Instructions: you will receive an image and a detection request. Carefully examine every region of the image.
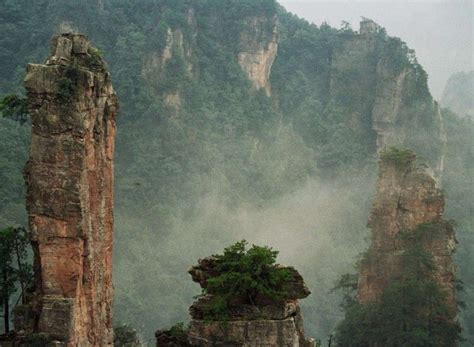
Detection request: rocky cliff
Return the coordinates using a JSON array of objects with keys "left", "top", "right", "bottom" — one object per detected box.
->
[
  {"left": 329, "top": 20, "right": 446, "bottom": 175},
  {"left": 14, "top": 33, "right": 118, "bottom": 345},
  {"left": 156, "top": 257, "right": 315, "bottom": 347},
  {"left": 141, "top": 5, "right": 278, "bottom": 112},
  {"left": 357, "top": 149, "right": 457, "bottom": 312},
  {"left": 238, "top": 15, "right": 278, "bottom": 96}
]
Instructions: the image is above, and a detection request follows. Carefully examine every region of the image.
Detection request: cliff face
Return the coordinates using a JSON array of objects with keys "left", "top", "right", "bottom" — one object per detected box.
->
[
  {"left": 141, "top": 6, "right": 278, "bottom": 112},
  {"left": 17, "top": 33, "right": 118, "bottom": 345},
  {"left": 329, "top": 20, "right": 446, "bottom": 175},
  {"left": 142, "top": 7, "right": 196, "bottom": 112},
  {"left": 357, "top": 150, "right": 457, "bottom": 312},
  {"left": 238, "top": 15, "right": 278, "bottom": 96}
]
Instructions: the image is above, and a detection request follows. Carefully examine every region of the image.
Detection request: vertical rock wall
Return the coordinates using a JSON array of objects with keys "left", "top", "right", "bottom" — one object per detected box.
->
[
  {"left": 238, "top": 16, "right": 278, "bottom": 97},
  {"left": 357, "top": 151, "right": 457, "bottom": 311},
  {"left": 20, "top": 33, "right": 118, "bottom": 345}
]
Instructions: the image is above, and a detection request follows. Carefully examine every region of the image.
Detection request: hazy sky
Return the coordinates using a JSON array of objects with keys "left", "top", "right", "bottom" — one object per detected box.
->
[{"left": 279, "top": 0, "right": 473, "bottom": 99}]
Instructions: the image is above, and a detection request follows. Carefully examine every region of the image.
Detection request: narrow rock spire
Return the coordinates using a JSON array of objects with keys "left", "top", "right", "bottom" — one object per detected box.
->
[
  {"left": 358, "top": 149, "right": 457, "bottom": 313},
  {"left": 17, "top": 33, "right": 118, "bottom": 345}
]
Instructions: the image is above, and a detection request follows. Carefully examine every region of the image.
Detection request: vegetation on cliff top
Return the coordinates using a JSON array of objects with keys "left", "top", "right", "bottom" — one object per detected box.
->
[
  {"left": 113, "top": 323, "right": 141, "bottom": 347},
  {"left": 380, "top": 147, "right": 416, "bottom": 166},
  {"left": 200, "top": 240, "right": 290, "bottom": 321}
]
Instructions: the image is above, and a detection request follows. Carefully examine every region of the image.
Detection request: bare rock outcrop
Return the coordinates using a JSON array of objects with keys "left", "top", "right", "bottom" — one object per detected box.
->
[
  {"left": 357, "top": 149, "right": 457, "bottom": 312},
  {"left": 14, "top": 33, "right": 118, "bottom": 346},
  {"left": 238, "top": 16, "right": 278, "bottom": 96}
]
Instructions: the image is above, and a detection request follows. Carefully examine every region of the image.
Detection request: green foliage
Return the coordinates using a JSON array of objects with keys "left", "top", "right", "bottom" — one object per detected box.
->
[
  {"left": 0, "top": 94, "right": 28, "bottom": 124},
  {"left": 168, "top": 322, "right": 188, "bottom": 343},
  {"left": 23, "top": 333, "right": 53, "bottom": 344},
  {"left": 380, "top": 147, "right": 416, "bottom": 166},
  {"left": 331, "top": 273, "right": 358, "bottom": 309},
  {"left": 113, "top": 323, "right": 141, "bottom": 346},
  {"left": 201, "top": 240, "right": 290, "bottom": 320},
  {"left": 0, "top": 226, "right": 32, "bottom": 333},
  {"left": 336, "top": 278, "right": 461, "bottom": 347},
  {"left": 335, "top": 221, "right": 462, "bottom": 346},
  {"left": 57, "top": 67, "right": 81, "bottom": 103}
]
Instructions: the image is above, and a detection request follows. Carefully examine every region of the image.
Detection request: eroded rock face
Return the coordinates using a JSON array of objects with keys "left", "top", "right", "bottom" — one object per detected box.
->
[
  {"left": 157, "top": 258, "right": 314, "bottom": 346},
  {"left": 330, "top": 20, "right": 446, "bottom": 177},
  {"left": 357, "top": 152, "right": 457, "bottom": 312},
  {"left": 188, "top": 314, "right": 314, "bottom": 347},
  {"left": 238, "top": 16, "right": 278, "bottom": 96},
  {"left": 142, "top": 7, "right": 196, "bottom": 112},
  {"left": 18, "top": 33, "right": 118, "bottom": 345}
]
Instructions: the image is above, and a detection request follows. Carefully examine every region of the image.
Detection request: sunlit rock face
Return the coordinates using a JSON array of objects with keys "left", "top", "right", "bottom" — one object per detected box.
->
[
  {"left": 156, "top": 257, "right": 315, "bottom": 347},
  {"left": 357, "top": 152, "right": 457, "bottom": 312},
  {"left": 18, "top": 33, "right": 118, "bottom": 345},
  {"left": 238, "top": 16, "right": 278, "bottom": 97}
]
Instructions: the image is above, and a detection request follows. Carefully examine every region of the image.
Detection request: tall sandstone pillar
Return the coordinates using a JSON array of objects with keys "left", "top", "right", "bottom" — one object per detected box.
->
[
  {"left": 357, "top": 150, "right": 457, "bottom": 312},
  {"left": 22, "top": 33, "right": 118, "bottom": 345}
]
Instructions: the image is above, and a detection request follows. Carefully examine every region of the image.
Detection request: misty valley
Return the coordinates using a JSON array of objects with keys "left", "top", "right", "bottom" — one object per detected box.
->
[{"left": 0, "top": 1, "right": 473, "bottom": 346}]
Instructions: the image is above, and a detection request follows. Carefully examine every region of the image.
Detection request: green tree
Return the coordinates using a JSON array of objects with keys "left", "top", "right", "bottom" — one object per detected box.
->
[
  {"left": 200, "top": 240, "right": 290, "bottom": 320},
  {"left": 113, "top": 323, "right": 141, "bottom": 347},
  {"left": 0, "top": 226, "right": 32, "bottom": 333},
  {"left": 0, "top": 94, "right": 28, "bottom": 124}
]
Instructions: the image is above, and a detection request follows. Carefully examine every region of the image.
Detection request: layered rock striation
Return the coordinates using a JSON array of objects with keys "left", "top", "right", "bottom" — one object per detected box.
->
[
  {"left": 15, "top": 33, "right": 118, "bottom": 345},
  {"left": 357, "top": 149, "right": 457, "bottom": 311},
  {"left": 156, "top": 257, "right": 315, "bottom": 347}
]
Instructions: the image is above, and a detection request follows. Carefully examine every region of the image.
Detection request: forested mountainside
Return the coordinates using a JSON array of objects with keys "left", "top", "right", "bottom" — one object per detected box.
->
[
  {"left": 0, "top": 0, "right": 472, "bottom": 343},
  {"left": 442, "top": 71, "right": 474, "bottom": 119}
]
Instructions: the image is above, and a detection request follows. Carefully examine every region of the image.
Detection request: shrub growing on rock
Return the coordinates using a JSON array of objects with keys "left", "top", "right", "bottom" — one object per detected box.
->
[
  {"left": 201, "top": 240, "right": 291, "bottom": 320},
  {"left": 380, "top": 146, "right": 416, "bottom": 166}
]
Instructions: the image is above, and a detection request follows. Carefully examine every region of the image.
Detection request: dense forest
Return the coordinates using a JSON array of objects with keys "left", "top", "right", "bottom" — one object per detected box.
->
[{"left": 0, "top": 0, "right": 472, "bottom": 344}]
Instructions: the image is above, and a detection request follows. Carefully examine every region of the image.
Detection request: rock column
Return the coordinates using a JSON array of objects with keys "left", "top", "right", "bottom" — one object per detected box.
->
[
  {"left": 20, "top": 33, "right": 118, "bottom": 346},
  {"left": 357, "top": 150, "right": 457, "bottom": 311}
]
